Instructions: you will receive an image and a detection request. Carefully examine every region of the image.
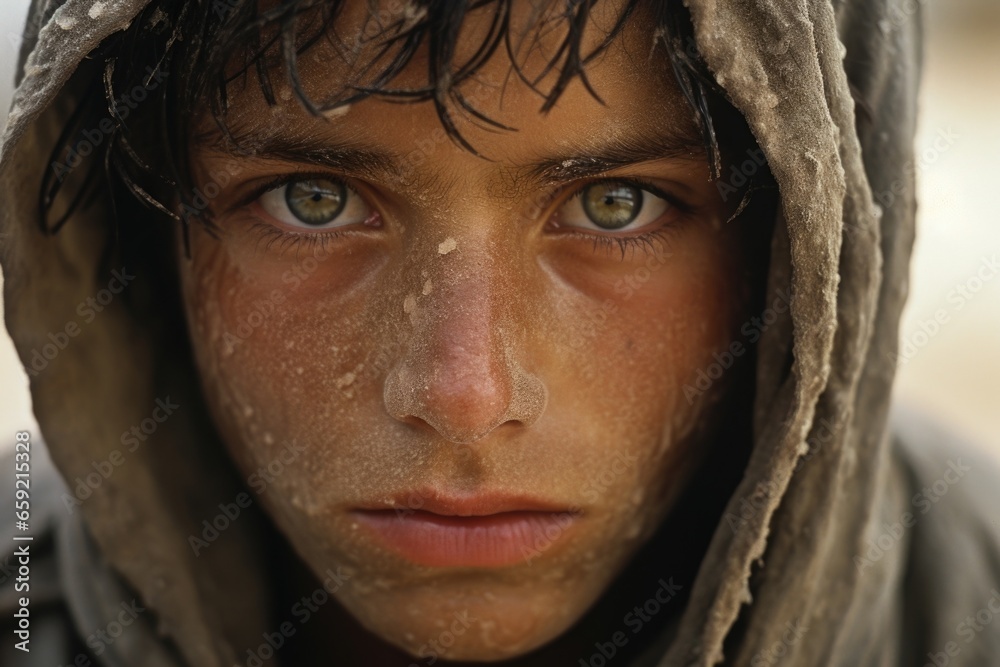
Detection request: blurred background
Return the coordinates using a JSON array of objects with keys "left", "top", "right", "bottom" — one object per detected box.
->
[{"left": 0, "top": 0, "right": 998, "bottom": 457}]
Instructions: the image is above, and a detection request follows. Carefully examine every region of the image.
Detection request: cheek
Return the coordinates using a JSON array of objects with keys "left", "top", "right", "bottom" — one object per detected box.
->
[
  {"left": 178, "top": 230, "right": 400, "bottom": 517},
  {"left": 538, "top": 227, "right": 745, "bottom": 539}
]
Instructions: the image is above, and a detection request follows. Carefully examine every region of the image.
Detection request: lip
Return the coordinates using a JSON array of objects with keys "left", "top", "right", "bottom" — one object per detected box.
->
[
  {"left": 350, "top": 490, "right": 581, "bottom": 567},
  {"left": 356, "top": 489, "right": 573, "bottom": 517}
]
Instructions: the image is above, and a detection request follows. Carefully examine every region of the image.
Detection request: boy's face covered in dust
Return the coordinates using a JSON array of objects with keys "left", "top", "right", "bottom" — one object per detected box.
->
[{"left": 179, "top": 0, "right": 749, "bottom": 661}]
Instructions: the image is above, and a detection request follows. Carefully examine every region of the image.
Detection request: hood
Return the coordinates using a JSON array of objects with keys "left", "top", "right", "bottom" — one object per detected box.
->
[{"left": 0, "top": 0, "right": 920, "bottom": 665}]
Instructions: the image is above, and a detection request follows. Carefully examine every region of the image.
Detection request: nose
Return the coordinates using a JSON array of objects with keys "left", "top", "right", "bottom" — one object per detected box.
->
[{"left": 383, "top": 247, "right": 547, "bottom": 445}]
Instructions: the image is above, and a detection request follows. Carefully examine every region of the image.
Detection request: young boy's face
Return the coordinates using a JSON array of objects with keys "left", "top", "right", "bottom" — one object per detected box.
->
[{"left": 179, "top": 1, "right": 749, "bottom": 660}]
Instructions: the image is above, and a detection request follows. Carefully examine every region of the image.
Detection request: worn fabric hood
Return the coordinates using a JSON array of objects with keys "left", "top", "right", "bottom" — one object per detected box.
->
[{"left": 4, "top": 0, "right": 999, "bottom": 666}]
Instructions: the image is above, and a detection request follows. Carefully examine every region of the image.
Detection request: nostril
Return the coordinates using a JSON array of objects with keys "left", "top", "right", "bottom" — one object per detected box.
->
[
  {"left": 384, "top": 360, "right": 516, "bottom": 444},
  {"left": 381, "top": 264, "right": 547, "bottom": 443},
  {"left": 384, "top": 356, "right": 547, "bottom": 445}
]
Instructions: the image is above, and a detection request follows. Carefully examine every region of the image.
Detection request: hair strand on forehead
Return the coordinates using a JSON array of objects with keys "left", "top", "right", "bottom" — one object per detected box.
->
[{"left": 39, "top": 0, "right": 766, "bottom": 243}]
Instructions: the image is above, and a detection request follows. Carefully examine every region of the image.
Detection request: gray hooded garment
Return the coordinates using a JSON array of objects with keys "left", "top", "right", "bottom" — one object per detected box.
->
[{"left": 2, "top": 0, "right": 1000, "bottom": 665}]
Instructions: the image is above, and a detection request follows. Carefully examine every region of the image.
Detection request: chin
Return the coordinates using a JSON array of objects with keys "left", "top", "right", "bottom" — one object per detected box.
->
[{"left": 339, "top": 579, "right": 590, "bottom": 662}]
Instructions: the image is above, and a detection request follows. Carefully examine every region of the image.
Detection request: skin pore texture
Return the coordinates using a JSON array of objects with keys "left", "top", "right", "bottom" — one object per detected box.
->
[{"left": 177, "top": 1, "right": 753, "bottom": 663}]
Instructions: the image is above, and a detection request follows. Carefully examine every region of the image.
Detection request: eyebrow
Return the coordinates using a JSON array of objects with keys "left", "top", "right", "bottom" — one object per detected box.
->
[
  {"left": 201, "top": 126, "right": 706, "bottom": 190},
  {"left": 203, "top": 132, "right": 398, "bottom": 179},
  {"left": 522, "top": 131, "right": 706, "bottom": 185}
]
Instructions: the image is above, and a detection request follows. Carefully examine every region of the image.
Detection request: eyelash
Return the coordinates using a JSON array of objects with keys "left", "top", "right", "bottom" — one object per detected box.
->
[
  {"left": 574, "top": 227, "right": 678, "bottom": 261},
  {"left": 247, "top": 221, "right": 348, "bottom": 256},
  {"left": 240, "top": 172, "right": 362, "bottom": 255},
  {"left": 237, "top": 174, "right": 689, "bottom": 260},
  {"left": 552, "top": 177, "right": 691, "bottom": 260}
]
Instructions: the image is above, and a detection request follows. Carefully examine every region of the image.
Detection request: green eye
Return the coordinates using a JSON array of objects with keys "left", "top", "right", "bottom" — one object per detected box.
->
[
  {"left": 258, "top": 177, "right": 373, "bottom": 231},
  {"left": 554, "top": 179, "right": 671, "bottom": 237},
  {"left": 285, "top": 179, "right": 347, "bottom": 225},
  {"left": 581, "top": 182, "right": 643, "bottom": 230}
]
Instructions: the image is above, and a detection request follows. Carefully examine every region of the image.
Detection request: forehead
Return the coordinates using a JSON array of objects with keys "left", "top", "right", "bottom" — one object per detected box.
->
[{"left": 202, "top": 0, "right": 700, "bottom": 166}]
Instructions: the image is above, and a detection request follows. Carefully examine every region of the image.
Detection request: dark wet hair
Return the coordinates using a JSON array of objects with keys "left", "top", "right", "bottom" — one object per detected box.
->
[{"left": 39, "top": 0, "right": 770, "bottom": 248}]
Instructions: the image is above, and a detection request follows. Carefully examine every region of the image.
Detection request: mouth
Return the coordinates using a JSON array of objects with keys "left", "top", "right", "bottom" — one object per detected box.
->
[{"left": 349, "top": 490, "right": 582, "bottom": 568}]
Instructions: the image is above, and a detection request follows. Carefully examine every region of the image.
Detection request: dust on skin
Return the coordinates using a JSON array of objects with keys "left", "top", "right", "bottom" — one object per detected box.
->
[{"left": 177, "top": 0, "right": 754, "bottom": 661}]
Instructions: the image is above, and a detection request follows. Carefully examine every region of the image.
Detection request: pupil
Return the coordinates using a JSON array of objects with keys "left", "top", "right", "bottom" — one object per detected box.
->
[
  {"left": 285, "top": 179, "right": 347, "bottom": 225},
  {"left": 582, "top": 182, "right": 643, "bottom": 230}
]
